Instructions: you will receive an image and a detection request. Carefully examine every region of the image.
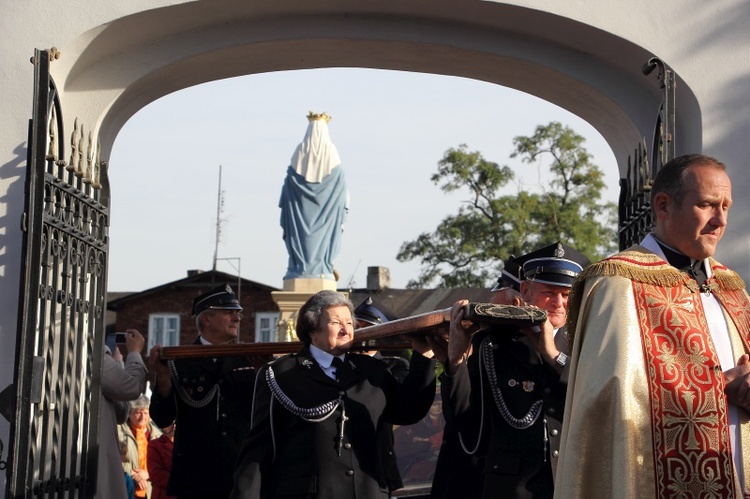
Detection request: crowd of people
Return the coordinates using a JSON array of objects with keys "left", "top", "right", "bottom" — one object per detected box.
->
[{"left": 98, "top": 154, "right": 750, "bottom": 498}]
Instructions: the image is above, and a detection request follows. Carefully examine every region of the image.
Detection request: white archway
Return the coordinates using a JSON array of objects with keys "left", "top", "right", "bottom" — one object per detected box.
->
[
  {"left": 54, "top": 2, "right": 700, "bottom": 163},
  {"left": 2, "top": 0, "right": 749, "bottom": 492}
]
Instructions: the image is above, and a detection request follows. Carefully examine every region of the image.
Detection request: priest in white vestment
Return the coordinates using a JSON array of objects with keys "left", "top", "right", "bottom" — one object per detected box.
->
[{"left": 556, "top": 154, "right": 750, "bottom": 498}]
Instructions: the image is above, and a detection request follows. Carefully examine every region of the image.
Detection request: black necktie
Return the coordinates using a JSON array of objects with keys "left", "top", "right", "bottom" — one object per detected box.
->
[{"left": 331, "top": 357, "right": 349, "bottom": 381}]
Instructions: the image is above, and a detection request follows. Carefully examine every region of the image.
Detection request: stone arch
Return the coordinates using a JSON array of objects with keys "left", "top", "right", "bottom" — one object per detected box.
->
[
  {"left": 52, "top": 1, "right": 701, "bottom": 168},
  {"left": 6, "top": 1, "right": 750, "bottom": 493}
]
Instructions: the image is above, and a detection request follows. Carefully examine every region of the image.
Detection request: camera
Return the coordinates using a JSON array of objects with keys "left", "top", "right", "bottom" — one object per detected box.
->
[{"left": 106, "top": 332, "right": 128, "bottom": 352}]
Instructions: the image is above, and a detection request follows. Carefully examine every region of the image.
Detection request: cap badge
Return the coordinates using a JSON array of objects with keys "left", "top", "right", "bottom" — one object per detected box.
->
[{"left": 554, "top": 242, "right": 565, "bottom": 258}]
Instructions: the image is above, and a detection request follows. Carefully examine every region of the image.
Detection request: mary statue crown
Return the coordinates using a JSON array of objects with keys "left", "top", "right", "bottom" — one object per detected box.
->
[{"left": 290, "top": 112, "right": 341, "bottom": 183}]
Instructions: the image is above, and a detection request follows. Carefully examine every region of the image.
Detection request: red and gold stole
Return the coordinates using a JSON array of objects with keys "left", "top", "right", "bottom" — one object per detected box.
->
[
  {"left": 569, "top": 249, "right": 750, "bottom": 497},
  {"left": 633, "top": 280, "right": 735, "bottom": 496}
]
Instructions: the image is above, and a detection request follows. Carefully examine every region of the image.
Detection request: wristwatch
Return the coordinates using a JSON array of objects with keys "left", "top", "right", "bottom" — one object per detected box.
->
[{"left": 555, "top": 352, "right": 568, "bottom": 368}]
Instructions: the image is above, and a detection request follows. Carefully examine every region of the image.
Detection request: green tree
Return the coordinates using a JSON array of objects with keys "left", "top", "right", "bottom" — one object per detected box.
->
[{"left": 397, "top": 122, "right": 617, "bottom": 288}]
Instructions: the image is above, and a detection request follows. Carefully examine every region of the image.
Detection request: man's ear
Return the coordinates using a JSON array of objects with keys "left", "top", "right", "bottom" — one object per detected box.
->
[
  {"left": 652, "top": 192, "right": 672, "bottom": 220},
  {"left": 199, "top": 312, "right": 211, "bottom": 328},
  {"left": 520, "top": 281, "right": 531, "bottom": 302}
]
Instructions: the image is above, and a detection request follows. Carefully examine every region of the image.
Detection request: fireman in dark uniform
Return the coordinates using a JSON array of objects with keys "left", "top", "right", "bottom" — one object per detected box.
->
[
  {"left": 149, "top": 285, "right": 256, "bottom": 499},
  {"left": 439, "top": 243, "right": 589, "bottom": 498},
  {"left": 230, "top": 290, "right": 437, "bottom": 498},
  {"left": 431, "top": 256, "right": 524, "bottom": 499}
]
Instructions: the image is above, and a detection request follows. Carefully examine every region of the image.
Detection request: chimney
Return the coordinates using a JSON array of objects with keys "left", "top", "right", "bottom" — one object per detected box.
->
[
  {"left": 187, "top": 269, "right": 204, "bottom": 277},
  {"left": 366, "top": 266, "right": 390, "bottom": 291}
]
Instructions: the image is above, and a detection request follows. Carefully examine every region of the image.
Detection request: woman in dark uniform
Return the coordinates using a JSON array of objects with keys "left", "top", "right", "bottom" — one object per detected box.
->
[{"left": 231, "top": 290, "right": 437, "bottom": 498}]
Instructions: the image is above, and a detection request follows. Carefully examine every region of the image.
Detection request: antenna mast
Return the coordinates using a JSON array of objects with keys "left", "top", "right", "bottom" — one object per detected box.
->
[
  {"left": 211, "top": 166, "right": 242, "bottom": 305},
  {"left": 346, "top": 259, "right": 362, "bottom": 290},
  {"left": 212, "top": 165, "right": 223, "bottom": 270}
]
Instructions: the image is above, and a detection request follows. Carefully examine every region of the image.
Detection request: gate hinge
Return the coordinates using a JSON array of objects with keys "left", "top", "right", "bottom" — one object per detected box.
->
[{"left": 20, "top": 212, "right": 27, "bottom": 232}]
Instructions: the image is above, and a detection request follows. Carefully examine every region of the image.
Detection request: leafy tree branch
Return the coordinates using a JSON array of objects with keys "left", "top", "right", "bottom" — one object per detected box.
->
[{"left": 397, "top": 122, "right": 617, "bottom": 288}]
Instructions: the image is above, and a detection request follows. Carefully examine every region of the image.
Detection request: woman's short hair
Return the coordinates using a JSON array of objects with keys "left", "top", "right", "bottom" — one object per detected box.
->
[
  {"left": 295, "top": 290, "right": 354, "bottom": 344},
  {"left": 128, "top": 394, "right": 150, "bottom": 414}
]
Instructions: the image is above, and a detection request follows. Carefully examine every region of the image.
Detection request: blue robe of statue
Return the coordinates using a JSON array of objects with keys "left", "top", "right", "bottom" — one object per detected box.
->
[{"left": 279, "top": 164, "right": 348, "bottom": 280}]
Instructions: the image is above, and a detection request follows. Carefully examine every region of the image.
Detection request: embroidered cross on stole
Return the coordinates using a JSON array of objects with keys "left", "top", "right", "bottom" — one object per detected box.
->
[{"left": 631, "top": 280, "right": 746, "bottom": 497}]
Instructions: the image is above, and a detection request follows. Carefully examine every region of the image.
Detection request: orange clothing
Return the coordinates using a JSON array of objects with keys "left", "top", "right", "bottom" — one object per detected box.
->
[{"left": 133, "top": 425, "right": 150, "bottom": 498}]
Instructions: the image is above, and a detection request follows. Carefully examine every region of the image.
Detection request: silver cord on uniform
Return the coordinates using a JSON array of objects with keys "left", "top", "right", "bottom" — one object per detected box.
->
[
  {"left": 265, "top": 366, "right": 343, "bottom": 421},
  {"left": 265, "top": 365, "right": 345, "bottom": 462},
  {"left": 168, "top": 360, "right": 221, "bottom": 420},
  {"left": 458, "top": 335, "right": 542, "bottom": 455},
  {"left": 458, "top": 347, "right": 486, "bottom": 456},
  {"left": 482, "top": 337, "right": 543, "bottom": 429}
]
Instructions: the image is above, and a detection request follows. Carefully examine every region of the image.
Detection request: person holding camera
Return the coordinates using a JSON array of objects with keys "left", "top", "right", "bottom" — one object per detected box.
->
[{"left": 99, "top": 330, "right": 147, "bottom": 499}]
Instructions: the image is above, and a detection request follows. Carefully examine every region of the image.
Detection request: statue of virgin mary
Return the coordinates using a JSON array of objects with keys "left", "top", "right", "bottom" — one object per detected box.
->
[{"left": 279, "top": 112, "right": 349, "bottom": 281}]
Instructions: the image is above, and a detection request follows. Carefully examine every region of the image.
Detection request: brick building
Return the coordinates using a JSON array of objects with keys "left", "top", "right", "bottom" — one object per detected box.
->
[
  {"left": 107, "top": 269, "right": 280, "bottom": 352},
  {"left": 107, "top": 265, "right": 493, "bottom": 352}
]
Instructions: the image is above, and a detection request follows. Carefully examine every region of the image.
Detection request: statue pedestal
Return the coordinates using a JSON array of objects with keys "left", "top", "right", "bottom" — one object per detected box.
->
[{"left": 272, "top": 278, "right": 346, "bottom": 342}]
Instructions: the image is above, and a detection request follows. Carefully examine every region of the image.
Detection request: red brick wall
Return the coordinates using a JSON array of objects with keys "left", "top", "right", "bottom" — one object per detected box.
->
[{"left": 113, "top": 283, "right": 279, "bottom": 355}]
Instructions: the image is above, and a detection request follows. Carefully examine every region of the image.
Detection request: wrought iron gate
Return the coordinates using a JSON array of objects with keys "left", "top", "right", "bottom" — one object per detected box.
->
[
  {"left": 617, "top": 57, "right": 676, "bottom": 249},
  {"left": 5, "top": 48, "right": 110, "bottom": 497}
]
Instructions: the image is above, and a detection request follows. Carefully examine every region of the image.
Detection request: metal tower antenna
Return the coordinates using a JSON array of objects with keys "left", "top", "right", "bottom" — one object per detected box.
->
[
  {"left": 346, "top": 259, "right": 362, "bottom": 291},
  {"left": 212, "top": 165, "right": 223, "bottom": 270},
  {"left": 211, "top": 166, "right": 242, "bottom": 305}
]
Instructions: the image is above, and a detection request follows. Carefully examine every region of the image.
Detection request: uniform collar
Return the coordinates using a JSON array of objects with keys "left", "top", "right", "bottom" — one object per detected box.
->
[
  {"left": 642, "top": 233, "right": 713, "bottom": 279},
  {"left": 309, "top": 344, "right": 345, "bottom": 368}
]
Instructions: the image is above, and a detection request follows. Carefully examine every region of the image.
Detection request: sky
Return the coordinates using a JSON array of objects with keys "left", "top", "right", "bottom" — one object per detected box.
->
[{"left": 107, "top": 68, "right": 618, "bottom": 292}]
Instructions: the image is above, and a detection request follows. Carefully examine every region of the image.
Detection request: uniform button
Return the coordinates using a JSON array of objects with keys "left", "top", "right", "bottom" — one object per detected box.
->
[
  {"left": 552, "top": 450, "right": 559, "bottom": 458},
  {"left": 197, "top": 386, "right": 204, "bottom": 392},
  {"left": 550, "top": 429, "right": 558, "bottom": 436},
  {"left": 343, "top": 443, "right": 351, "bottom": 450},
  {"left": 221, "top": 413, "right": 227, "bottom": 418},
  {"left": 547, "top": 407, "right": 555, "bottom": 415},
  {"left": 493, "top": 464, "right": 498, "bottom": 470},
  {"left": 345, "top": 470, "right": 354, "bottom": 477},
  {"left": 221, "top": 431, "right": 227, "bottom": 436},
  {"left": 199, "top": 376, "right": 205, "bottom": 382},
  {"left": 543, "top": 388, "right": 551, "bottom": 394}
]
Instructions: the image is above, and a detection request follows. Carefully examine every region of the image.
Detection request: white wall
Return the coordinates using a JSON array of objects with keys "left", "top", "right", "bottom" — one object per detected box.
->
[{"left": 1, "top": 0, "right": 749, "bottom": 492}]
